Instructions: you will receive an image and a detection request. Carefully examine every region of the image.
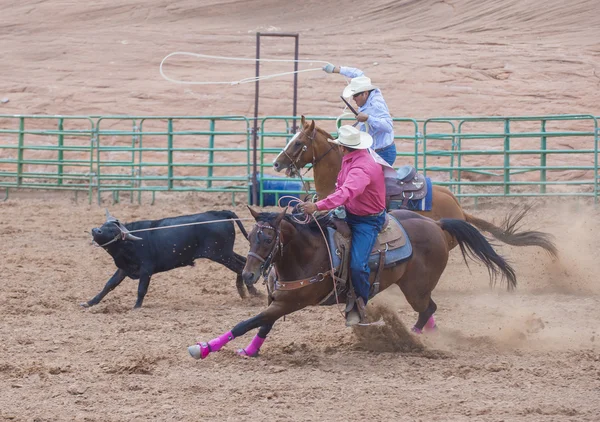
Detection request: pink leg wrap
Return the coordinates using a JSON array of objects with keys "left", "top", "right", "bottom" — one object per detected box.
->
[
  {"left": 240, "top": 335, "right": 265, "bottom": 357},
  {"left": 208, "top": 331, "right": 234, "bottom": 352},
  {"left": 425, "top": 315, "right": 436, "bottom": 331}
]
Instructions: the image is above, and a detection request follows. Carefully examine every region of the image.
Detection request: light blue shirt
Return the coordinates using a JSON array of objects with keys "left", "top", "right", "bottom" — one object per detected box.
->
[{"left": 340, "top": 67, "right": 395, "bottom": 151}]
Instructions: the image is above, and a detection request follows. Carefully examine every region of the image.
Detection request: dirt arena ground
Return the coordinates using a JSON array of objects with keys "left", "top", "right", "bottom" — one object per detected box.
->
[
  {"left": 2, "top": 0, "right": 600, "bottom": 421},
  {"left": 1, "top": 193, "right": 599, "bottom": 421}
]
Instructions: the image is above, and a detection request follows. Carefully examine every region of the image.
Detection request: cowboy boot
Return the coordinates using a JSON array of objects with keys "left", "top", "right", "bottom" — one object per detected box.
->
[
  {"left": 345, "top": 288, "right": 360, "bottom": 326},
  {"left": 355, "top": 297, "right": 367, "bottom": 323}
]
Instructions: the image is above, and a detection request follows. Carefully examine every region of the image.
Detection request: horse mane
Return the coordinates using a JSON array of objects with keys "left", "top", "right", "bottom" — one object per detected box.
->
[
  {"left": 255, "top": 211, "right": 333, "bottom": 234},
  {"left": 313, "top": 124, "right": 334, "bottom": 141},
  {"left": 302, "top": 121, "right": 334, "bottom": 142}
]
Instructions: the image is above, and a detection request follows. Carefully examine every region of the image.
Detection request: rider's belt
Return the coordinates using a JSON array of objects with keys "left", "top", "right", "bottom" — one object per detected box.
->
[
  {"left": 375, "top": 144, "right": 394, "bottom": 152},
  {"left": 351, "top": 210, "right": 385, "bottom": 218}
]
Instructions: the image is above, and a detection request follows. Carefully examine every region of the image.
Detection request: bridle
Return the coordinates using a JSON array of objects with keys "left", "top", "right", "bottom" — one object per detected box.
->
[
  {"left": 247, "top": 218, "right": 335, "bottom": 293},
  {"left": 247, "top": 223, "right": 282, "bottom": 279},
  {"left": 282, "top": 127, "right": 337, "bottom": 188}
]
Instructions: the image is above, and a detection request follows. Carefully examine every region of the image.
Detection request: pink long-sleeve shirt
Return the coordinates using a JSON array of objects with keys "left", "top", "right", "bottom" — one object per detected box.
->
[{"left": 315, "top": 148, "right": 386, "bottom": 216}]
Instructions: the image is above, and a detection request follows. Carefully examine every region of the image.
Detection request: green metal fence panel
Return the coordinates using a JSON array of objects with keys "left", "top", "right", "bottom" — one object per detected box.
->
[
  {"left": 422, "top": 115, "right": 599, "bottom": 202},
  {"left": 0, "top": 114, "right": 598, "bottom": 204},
  {"left": 0, "top": 115, "right": 96, "bottom": 200},
  {"left": 95, "top": 116, "right": 252, "bottom": 204}
]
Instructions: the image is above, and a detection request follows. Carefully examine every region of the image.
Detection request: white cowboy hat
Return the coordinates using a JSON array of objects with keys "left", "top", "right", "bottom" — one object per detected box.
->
[
  {"left": 329, "top": 125, "right": 373, "bottom": 149},
  {"left": 342, "top": 75, "right": 378, "bottom": 98}
]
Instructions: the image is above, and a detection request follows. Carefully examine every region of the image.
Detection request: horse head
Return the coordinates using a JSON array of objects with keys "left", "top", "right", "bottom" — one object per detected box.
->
[
  {"left": 242, "top": 206, "right": 288, "bottom": 286},
  {"left": 273, "top": 116, "right": 334, "bottom": 178}
]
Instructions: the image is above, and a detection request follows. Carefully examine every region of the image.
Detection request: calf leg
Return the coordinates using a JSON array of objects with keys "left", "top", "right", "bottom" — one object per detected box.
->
[
  {"left": 81, "top": 269, "right": 127, "bottom": 307},
  {"left": 219, "top": 252, "right": 259, "bottom": 299},
  {"left": 234, "top": 253, "right": 259, "bottom": 297},
  {"left": 134, "top": 272, "right": 152, "bottom": 308}
]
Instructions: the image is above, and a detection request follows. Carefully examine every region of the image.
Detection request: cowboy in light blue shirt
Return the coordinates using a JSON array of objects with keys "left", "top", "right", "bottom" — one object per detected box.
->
[{"left": 323, "top": 64, "right": 396, "bottom": 166}]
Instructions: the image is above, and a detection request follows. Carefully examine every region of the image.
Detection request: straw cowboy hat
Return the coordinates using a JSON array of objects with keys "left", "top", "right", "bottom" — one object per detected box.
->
[
  {"left": 342, "top": 75, "right": 378, "bottom": 98},
  {"left": 329, "top": 125, "right": 373, "bottom": 149}
]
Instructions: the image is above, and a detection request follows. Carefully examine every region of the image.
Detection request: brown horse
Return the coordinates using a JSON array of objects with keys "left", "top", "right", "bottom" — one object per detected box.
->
[
  {"left": 187, "top": 208, "right": 516, "bottom": 360},
  {"left": 272, "top": 116, "right": 557, "bottom": 256}
]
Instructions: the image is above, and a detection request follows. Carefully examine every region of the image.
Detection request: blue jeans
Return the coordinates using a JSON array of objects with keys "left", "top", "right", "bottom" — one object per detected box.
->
[
  {"left": 346, "top": 211, "right": 386, "bottom": 304},
  {"left": 375, "top": 143, "right": 397, "bottom": 166}
]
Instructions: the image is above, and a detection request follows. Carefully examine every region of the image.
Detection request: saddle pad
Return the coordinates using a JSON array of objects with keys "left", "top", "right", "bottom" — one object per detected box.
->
[
  {"left": 327, "top": 214, "right": 413, "bottom": 270},
  {"left": 388, "top": 177, "right": 433, "bottom": 212}
]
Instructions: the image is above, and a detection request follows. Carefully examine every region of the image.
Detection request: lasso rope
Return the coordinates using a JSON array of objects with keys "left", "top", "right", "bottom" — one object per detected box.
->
[
  {"left": 90, "top": 217, "right": 255, "bottom": 248},
  {"left": 126, "top": 217, "right": 254, "bottom": 234},
  {"left": 159, "top": 51, "right": 331, "bottom": 86}
]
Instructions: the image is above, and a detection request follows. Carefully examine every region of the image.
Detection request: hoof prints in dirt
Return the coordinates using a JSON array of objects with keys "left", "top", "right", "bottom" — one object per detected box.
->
[{"left": 101, "top": 355, "right": 160, "bottom": 375}]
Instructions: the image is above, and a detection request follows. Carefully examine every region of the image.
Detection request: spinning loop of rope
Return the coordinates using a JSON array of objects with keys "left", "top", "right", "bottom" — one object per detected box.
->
[
  {"left": 159, "top": 51, "right": 331, "bottom": 86},
  {"left": 160, "top": 51, "right": 368, "bottom": 137}
]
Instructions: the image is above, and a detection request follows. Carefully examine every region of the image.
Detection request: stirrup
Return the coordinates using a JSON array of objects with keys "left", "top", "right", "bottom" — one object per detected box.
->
[{"left": 345, "top": 307, "right": 361, "bottom": 327}]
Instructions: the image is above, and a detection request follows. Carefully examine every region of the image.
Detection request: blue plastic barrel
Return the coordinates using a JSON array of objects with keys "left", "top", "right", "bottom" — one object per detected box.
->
[{"left": 250, "top": 173, "right": 304, "bottom": 206}]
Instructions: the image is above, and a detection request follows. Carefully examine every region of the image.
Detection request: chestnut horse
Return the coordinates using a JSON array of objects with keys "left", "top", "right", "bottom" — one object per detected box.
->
[
  {"left": 272, "top": 116, "right": 557, "bottom": 256},
  {"left": 187, "top": 208, "right": 516, "bottom": 360}
]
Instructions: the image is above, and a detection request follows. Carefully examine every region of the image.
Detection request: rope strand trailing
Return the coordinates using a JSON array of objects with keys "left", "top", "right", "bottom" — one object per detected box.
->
[{"left": 160, "top": 51, "right": 331, "bottom": 86}]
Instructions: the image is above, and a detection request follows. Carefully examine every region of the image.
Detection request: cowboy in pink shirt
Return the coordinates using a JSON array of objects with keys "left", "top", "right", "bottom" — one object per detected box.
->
[{"left": 300, "top": 125, "right": 386, "bottom": 326}]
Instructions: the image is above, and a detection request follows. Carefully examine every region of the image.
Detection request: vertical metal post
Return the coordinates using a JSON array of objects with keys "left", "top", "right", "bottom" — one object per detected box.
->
[
  {"left": 503, "top": 119, "right": 511, "bottom": 196},
  {"left": 167, "top": 118, "right": 174, "bottom": 190},
  {"left": 57, "top": 118, "right": 64, "bottom": 186},
  {"left": 252, "top": 32, "right": 261, "bottom": 206},
  {"left": 595, "top": 123, "right": 599, "bottom": 204},
  {"left": 17, "top": 117, "right": 24, "bottom": 187},
  {"left": 540, "top": 119, "right": 547, "bottom": 194},
  {"left": 292, "top": 35, "right": 299, "bottom": 133},
  {"left": 207, "top": 118, "right": 215, "bottom": 188}
]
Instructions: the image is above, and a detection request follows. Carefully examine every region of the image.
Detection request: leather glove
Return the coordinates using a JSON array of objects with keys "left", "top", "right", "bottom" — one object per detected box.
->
[{"left": 322, "top": 63, "right": 335, "bottom": 74}]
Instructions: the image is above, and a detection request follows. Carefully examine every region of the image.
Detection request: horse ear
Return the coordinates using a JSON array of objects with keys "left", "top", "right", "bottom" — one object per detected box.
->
[
  {"left": 247, "top": 205, "right": 259, "bottom": 221},
  {"left": 308, "top": 120, "right": 315, "bottom": 132},
  {"left": 301, "top": 115, "right": 306, "bottom": 126},
  {"left": 274, "top": 207, "right": 287, "bottom": 226}
]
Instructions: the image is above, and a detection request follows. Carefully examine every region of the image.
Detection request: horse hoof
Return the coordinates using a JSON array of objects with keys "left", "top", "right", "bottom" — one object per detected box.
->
[
  {"left": 188, "top": 342, "right": 210, "bottom": 360},
  {"left": 411, "top": 326, "right": 423, "bottom": 334},
  {"left": 247, "top": 286, "right": 261, "bottom": 297},
  {"left": 236, "top": 348, "right": 259, "bottom": 358},
  {"left": 79, "top": 302, "right": 90, "bottom": 308}
]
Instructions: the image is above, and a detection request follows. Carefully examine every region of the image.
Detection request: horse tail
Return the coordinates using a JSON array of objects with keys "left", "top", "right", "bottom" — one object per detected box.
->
[
  {"left": 439, "top": 218, "right": 517, "bottom": 291},
  {"left": 463, "top": 205, "right": 558, "bottom": 259},
  {"left": 222, "top": 211, "right": 249, "bottom": 240}
]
